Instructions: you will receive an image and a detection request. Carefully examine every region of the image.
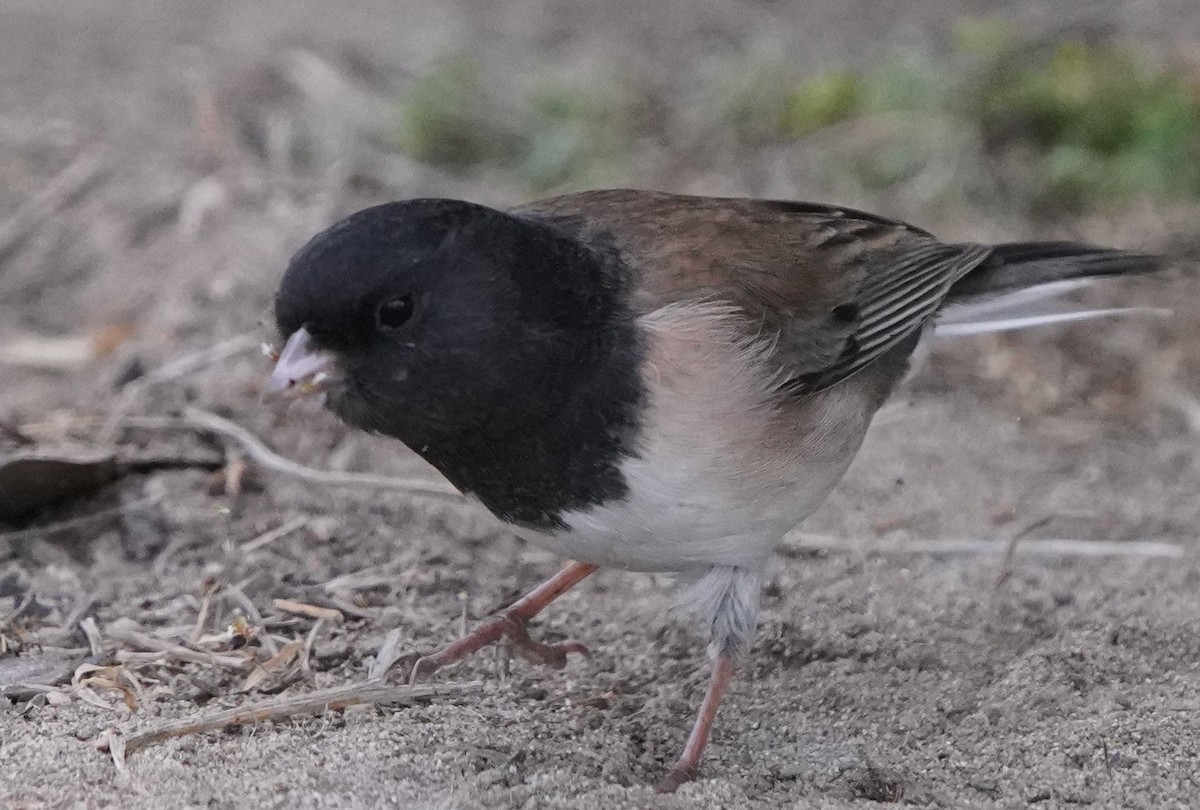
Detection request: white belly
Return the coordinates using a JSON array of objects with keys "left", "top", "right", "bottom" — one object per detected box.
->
[
  {"left": 519, "top": 304, "right": 874, "bottom": 573},
  {"left": 521, "top": 451, "right": 847, "bottom": 572}
]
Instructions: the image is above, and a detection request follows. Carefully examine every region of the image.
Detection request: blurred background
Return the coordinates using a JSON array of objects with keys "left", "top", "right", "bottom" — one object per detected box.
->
[
  {"left": 2, "top": 1, "right": 1198, "bottom": 413},
  {"left": 2, "top": 2, "right": 1199, "bottom": 807}
]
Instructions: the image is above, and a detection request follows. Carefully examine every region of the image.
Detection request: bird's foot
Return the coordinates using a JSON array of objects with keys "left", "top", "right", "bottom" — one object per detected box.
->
[
  {"left": 655, "top": 763, "right": 698, "bottom": 794},
  {"left": 402, "top": 561, "right": 597, "bottom": 684},
  {"left": 497, "top": 614, "right": 591, "bottom": 669},
  {"left": 403, "top": 611, "right": 590, "bottom": 685}
]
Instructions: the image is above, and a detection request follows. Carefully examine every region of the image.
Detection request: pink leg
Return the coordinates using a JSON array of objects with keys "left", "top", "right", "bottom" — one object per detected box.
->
[
  {"left": 410, "top": 561, "right": 599, "bottom": 682},
  {"left": 655, "top": 654, "right": 737, "bottom": 793}
]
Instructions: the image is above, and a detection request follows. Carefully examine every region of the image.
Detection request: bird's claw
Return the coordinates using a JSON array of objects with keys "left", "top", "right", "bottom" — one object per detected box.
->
[
  {"left": 396, "top": 613, "right": 589, "bottom": 686},
  {"left": 655, "top": 763, "right": 698, "bottom": 794},
  {"left": 404, "top": 652, "right": 439, "bottom": 686},
  {"left": 498, "top": 615, "right": 591, "bottom": 669}
]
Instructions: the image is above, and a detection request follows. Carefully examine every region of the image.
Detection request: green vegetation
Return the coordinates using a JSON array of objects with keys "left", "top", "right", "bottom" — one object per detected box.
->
[
  {"left": 385, "top": 27, "right": 1200, "bottom": 209},
  {"left": 974, "top": 39, "right": 1200, "bottom": 206},
  {"left": 718, "top": 21, "right": 1199, "bottom": 210},
  {"left": 779, "top": 71, "right": 863, "bottom": 138},
  {"left": 518, "top": 83, "right": 634, "bottom": 190},
  {"left": 388, "top": 57, "right": 513, "bottom": 167},
  {"left": 386, "top": 59, "right": 632, "bottom": 191}
]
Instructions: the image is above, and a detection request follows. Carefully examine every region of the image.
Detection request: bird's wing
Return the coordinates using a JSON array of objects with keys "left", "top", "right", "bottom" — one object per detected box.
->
[{"left": 513, "top": 189, "right": 992, "bottom": 394}]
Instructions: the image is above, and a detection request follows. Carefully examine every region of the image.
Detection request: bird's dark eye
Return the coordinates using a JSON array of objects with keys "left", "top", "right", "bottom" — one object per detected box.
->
[{"left": 376, "top": 295, "right": 415, "bottom": 330}]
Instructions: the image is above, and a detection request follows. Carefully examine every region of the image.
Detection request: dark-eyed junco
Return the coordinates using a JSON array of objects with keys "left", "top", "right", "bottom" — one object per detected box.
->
[{"left": 266, "top": 189, "right": 1164, "bottom": 791}]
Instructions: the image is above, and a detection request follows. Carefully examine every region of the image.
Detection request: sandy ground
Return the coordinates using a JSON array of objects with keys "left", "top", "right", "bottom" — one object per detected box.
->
[{"left": 1, "top": 2, "right": 1198, "bottom": 808}]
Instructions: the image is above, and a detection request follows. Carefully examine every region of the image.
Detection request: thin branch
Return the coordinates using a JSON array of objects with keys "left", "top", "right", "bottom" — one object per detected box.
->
[
  {"left": 241, "top": 516, "right": 307, "bottom": 552},
  {"left": 321, "top": 560, "right": 409, "bottom": 593},
  {"left": 103, "top": 619, "right": 249, "bottom": 670},
  {"left": 0, "top": 152, "right": 105, "bottom": 260},
  {"left": 99, "top": 334, "right": 260, "bottom": 442},
  {"left": 79, "top": 617, "right": 104, "bottom": 658},
  {"left": 15, "top": 407, "right": 467, "bottom": 507},
  {"left": 0, "top": 494, "right": 161, "bottom": 547},
  {"left": 300, "top": 617, "right": 324, "bottom": 676},
  {"left": 319, "top": 595, "right": 379, "bottom": 621},
  {"left": 780, "top": 532, "right": 1186, "bottom": 559},
  {"left": 189, "top": 582, "right": 220, "bottom": 645},
  {"left": 142, "top": 334, "right": 262, "bottom": 385},
  {"left": 272, "top": 598, "right": 344, "bottom": 622},
  {"left": 368, "top": 628, "right": 409, "bottom": 681},
  {"left": 100, "top": 679, "right": 484, "bottom": 763},
  {"left": 181, "top": 406, "right": 465, "bottom": 502}
]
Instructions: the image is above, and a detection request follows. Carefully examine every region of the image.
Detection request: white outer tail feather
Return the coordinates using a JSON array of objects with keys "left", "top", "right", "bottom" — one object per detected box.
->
[{"left": 935, "top": 279, "right": 1171, "bottom": 338}]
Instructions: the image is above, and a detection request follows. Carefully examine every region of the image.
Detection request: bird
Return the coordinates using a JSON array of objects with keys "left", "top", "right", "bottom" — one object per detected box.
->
[{"left": 265, "top": 189, "right": 1166, "bottom": 792}]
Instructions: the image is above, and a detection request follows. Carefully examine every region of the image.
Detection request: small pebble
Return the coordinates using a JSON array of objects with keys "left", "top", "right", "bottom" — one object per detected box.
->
[{"left": 73, "top": 725, "right": 100, "bottom": 742}]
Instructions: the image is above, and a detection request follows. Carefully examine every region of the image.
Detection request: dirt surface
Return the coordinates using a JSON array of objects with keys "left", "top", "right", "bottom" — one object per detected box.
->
[{"left": 1, "top": 2, "right": 1198, "bottom": 808}]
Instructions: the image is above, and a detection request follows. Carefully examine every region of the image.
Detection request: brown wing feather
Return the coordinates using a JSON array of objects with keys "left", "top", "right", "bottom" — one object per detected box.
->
[{"left": 512, "top": 189, "right": 992, "bottom": 394}]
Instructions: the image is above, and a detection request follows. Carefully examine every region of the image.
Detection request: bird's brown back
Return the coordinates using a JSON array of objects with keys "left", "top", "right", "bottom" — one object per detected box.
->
[{"left": 513, "top": 189, "right": 989, "bottom": 393}]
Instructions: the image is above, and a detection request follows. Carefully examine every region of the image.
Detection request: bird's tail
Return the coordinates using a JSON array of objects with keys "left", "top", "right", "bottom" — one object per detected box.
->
[{"left": 937, "top": 242, "right": 1170, "bottom": 337}]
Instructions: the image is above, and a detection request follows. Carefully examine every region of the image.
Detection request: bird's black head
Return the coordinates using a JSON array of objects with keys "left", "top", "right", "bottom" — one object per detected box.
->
[
  {"left": 269, "top": 199, "right": 643, "bottom": 525},
  {"left": 274, "top": 200, "right": 508, "bottom": 429}
]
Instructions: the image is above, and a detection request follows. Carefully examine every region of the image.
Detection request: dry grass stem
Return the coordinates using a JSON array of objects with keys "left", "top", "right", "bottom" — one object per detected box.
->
[
  {"left": 140, "top": 334, "right": 261, "bottom": 386},
  {"left": 104, "top": 619, "right": 249, "bottom": 670},
  {"left": 98, "top": 334, "right": 260, "bottom": 442},
  {"left": 0, "top": 152, "right": 105, "bottom": 259},
  {"left": 242, "top": 516, "right": 308, "bottom": 552},
  {"left": 188, "top": 583, "right": 220, "bottom": 644},
  {"left": 782, "top": 532, "right": 1185, "bottom": 559},
  {"left": 320, "top": 561, "right": 409, "bottom": 593},
  {"left": 0, "top": 494, "right": 160, "bottom": 547},
  {"left": 272, "top": 598, "right": 344, "bottom": 622},
  {"left": 79, "top": 617, "right": 104, "bottom": 657},
  {"left": 300, "top": 617, "right": 324, "bottom": 676},
  {"left": 239, "top": 639, "right": 305, "bottom": 692},
  {"left": 368, "top": 628, "right": 409, "bottom": 681},
  {"left": 99, "top": 679, "right": 484, "bottom": 766},
  {"left": 181, "top": 407, "right": 466, "bottom": 501}
]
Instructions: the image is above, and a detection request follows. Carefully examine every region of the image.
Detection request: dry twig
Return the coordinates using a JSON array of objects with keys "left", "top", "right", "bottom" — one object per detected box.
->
[
  {"left": 0, "top": 153, "right": 105, "bottom": 260},
  {"left": 99, "top": 334, "right": 261, "bottom": 442},
  {"left": 320, "top": 595, "right": 379, "bottom": 621},
  {"left": 79, "top": 617, "right": 104, "bottom": 658},
  {"left": 99, "top": 679, "right": 484, "bottom": 765},
  {"left": 104, "top": 619, "right": 249, "bottom": 670},
  {"left": 300, "top": 617, "right": 324, "bottom": 676},
  {"left": 181, "top": 407, "right": 465, "bottom": 501},
  {"left": 189, "top": 582, "right": 220, "bottom": 644},
  {"left": 19, "top": 408, "right": 467, "bottom": 505},
  {"left": 240, "top": 640, "right": 305, "bottom": 692},
  {"left": 368, "top": 628, "right": 409, "bottom": 681},
  {"left": 242, "top": 516, "right": 308, "bottom": 552},
  {"left": 0, "top": 494, "right": 160, "bottom": 547},
  {"left": 141, "top": 334, "right": 261, "bottom": 386},
  {"left": 321, "top": 561, "right": 410, "bottom": 593},
  {"left": 780, "top": 532, "right": 1185, "bottom": 559},
  {"left": 272, "top": 598, "right": 344, "bottom": 622}
]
